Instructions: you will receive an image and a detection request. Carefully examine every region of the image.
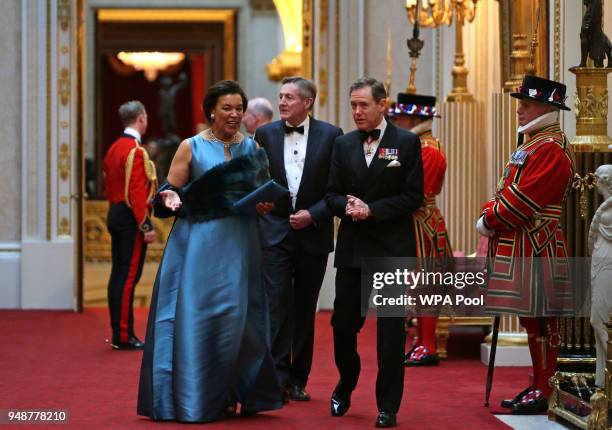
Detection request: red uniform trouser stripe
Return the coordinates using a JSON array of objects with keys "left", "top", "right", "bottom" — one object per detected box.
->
[
  {"left": 416, "top": 316, "right": 438, "bottom": 353},
  {"left": 119, "top": 232, "right": 143, "bottom": 343}
]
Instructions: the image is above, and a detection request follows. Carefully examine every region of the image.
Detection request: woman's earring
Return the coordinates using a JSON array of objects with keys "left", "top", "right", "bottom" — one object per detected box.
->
[{"left": 211, "top": 114, "right": 215, "bottom": 119}]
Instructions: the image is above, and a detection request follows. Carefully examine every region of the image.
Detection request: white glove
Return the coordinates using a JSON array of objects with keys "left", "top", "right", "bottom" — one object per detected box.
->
[{"left": 476, "top": 216, "right": 495, "bottom": 237}]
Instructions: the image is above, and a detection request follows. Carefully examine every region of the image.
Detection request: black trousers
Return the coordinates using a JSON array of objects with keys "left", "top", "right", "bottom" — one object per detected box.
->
[
  {"left": 262, "top": 231, "right": 328, "bottom": 388},
  {"left": 331, "top": 268, "right": 406, "bottom": 414},
  {"left": 107, "top": 203, "right": 147, "bottom": 343}
]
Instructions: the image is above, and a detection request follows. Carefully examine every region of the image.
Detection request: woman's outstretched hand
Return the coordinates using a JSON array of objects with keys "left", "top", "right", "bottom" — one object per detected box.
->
[{"left": 160, "top": 190, "right": 182, "bottom": 211}]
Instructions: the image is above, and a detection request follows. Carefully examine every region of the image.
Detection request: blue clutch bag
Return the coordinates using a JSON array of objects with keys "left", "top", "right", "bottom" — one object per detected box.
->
[{"left": 233, "top": 179, "right": 289, "bottom": 215}]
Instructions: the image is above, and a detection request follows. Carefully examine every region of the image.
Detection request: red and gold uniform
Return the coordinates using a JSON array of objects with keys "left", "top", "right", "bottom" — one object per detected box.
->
[
  {"left": 479, "top": 74, "right": 575, "bottom": 412},
  {"left": 103, "top": 131, "right": 157, "bottom": 345},
  {"left": 481, "top": 122, "right": 574, "bottom": 316},
  {"left": 409, "top": 130, "right": 452, "bottom": 364},
  {"left": 481, "top": 122, "right": 574, "bottom": 402},
  {"left": 388, "top": 93, "right": 451, "bottom": 366}
]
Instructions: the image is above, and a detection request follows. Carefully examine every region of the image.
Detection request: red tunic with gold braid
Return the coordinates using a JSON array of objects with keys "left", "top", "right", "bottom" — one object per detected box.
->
[
  {"left": 103, "top": 135, "right": 157, "bottom": 231},
  {"left": 481, "top": 123, "right": 575, "bottom": 316},
  {"left": 413, "top": 131, "right": 452, "bottom": 259}
]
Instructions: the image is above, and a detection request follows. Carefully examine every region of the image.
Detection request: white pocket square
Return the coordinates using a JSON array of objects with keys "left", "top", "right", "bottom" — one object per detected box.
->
[{"left": 386, "top": 160, "right": 401, "bottom": 167}]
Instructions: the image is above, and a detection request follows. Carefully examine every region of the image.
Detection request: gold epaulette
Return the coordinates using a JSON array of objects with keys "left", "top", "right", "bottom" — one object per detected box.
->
[{"left": 124, "top": 144, "right": 158, "bottom": 208}]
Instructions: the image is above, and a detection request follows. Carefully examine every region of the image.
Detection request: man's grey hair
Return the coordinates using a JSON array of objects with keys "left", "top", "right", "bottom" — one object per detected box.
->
[
  {"left": 280, "top": 76, "right": 317, "bottom": 103},
  {"left": 118, "top": 100, "right": 146, "bottom": 127},
  {"left": 248, "top": 97, "right": 274, "bottom": 120},
  {"left": 349, "top": 77, "right": 387, "bottom": 102}
]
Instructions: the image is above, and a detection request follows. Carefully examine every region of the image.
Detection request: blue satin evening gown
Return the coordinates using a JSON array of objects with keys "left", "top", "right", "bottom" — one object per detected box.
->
[{"left": 137, "top": 134, "right": 282, "bottom": 422}]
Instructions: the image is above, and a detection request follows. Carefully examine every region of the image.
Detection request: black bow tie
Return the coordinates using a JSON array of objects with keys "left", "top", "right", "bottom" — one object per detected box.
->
[
  {"left": 284, "top": 125, "right": 305, "bottom": 134},
  {"left": 360, "top": 129, "right": 381, "bottom": 142}
]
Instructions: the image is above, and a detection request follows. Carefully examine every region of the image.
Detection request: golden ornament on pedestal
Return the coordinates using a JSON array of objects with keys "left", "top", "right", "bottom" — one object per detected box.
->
[{"left": 569, "top": 67, "right": 612, "bottom": 151}]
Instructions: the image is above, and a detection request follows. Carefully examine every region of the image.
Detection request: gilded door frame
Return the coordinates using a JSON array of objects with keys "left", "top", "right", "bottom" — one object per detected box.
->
[{"left": 79, "top": 7, "right": 238, "bottom": 308}]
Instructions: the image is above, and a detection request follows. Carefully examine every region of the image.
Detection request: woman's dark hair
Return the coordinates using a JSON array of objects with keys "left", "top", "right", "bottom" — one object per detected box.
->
[{"left": 202, "top": 80, "right": 248, "bottom": 123}]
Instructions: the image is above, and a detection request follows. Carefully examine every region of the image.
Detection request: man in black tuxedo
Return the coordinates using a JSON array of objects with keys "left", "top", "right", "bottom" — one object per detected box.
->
[
  {"left": 325, "top": 77, "right": 424, "bottom": 428},
  {"left": 254, "top": 76, "right": 343, "bottom": 402}
]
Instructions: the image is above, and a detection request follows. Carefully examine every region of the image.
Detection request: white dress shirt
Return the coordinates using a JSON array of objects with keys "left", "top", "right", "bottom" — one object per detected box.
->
[
  {"left": 363, "top": 117, "right": 387, "bottom": 167},
  {"left": 284, "top": 116, "right": 310, "bottom": 208},
  {"left": 123, "top": 127, "right": 142, "bottom": 143}
]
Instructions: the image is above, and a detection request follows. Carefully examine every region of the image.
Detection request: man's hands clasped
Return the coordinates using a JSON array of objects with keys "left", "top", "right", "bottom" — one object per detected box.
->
[{"left": 346, "top": 195, "right": 371, "bottom": 221}]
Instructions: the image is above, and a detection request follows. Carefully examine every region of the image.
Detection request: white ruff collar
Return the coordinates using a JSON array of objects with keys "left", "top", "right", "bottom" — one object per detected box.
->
[{"left": 517, "top": 111, "right": 559, "bottom": 136}]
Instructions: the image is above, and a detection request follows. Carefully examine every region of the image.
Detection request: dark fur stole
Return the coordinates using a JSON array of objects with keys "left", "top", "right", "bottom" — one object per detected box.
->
[{"left": 179, "top": 148, "right": 270, "bottom": 222}]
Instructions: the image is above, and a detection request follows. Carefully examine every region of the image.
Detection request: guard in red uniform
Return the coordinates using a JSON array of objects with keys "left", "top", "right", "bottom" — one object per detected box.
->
[
  {"left": 388, "top": 93, "right": 452, "bottom": 366},
  {"left": 103, "top": 100, "right": 157, "bottom": 350},
  {"left": 477, "top": 76, "right": 575, "bottom": 414}
]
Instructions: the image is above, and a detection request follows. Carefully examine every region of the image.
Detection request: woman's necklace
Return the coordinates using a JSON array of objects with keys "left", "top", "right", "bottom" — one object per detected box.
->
[{"left": 204, "top": 128, "right": 243, "bottom": 160}]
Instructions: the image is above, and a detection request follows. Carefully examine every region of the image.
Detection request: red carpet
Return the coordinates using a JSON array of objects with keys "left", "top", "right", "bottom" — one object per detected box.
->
[{"left": 0, "top": 308, "right": 526, "bottom": 429}]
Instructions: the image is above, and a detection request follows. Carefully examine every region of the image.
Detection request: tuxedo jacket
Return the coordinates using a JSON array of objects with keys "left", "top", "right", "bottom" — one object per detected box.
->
[
  {"left": 325, "top": 122, "right": 424, "bottom": 268},
  {"left": 254, "top": 117, "right": 343, "bottom": 254}
]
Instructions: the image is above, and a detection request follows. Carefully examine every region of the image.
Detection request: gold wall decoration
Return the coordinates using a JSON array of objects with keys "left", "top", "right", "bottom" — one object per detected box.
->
[
  {"left": 55, "top": 0, "right": 73, "bottom": 239},
  {"left": 554, "top": 0, "right": 561, "bottom": 81},
  {"left": 58, "top": 0, "right": 70, "bottom": 31},
  {"left": 301, "top": 0, "right": 313, "bottom": 79},
  {"left": 249, "top": 0, "right": 276, "bottom": 12},
  {"left": 46, "top": 0, "right": 51, "bottom": 241},
  {"left": 58, "top": 217, "right": 70, "bottom": 236},
  {"left": 572, "top": 172, "right": 596, "bottom": 219},
  {"left": 58, "top": 143, "right": 70, "bottom": 181},
  {"left": 84, "top": 200, "right": 173, "bottom": 262},
  {"left": 317, "top": 0, "right": 329, "bottom": 105},
  {"left": 334, "top": 0, "right": 340, "bottom": 123}
]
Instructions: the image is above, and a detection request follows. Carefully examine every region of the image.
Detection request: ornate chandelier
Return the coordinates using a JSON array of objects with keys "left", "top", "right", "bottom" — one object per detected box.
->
[
  {"left": 406, "top": 0, "right": 478, "bottom": 101},
  {"left": 117, "top": 51, "right": 185, "bottom": 82}
]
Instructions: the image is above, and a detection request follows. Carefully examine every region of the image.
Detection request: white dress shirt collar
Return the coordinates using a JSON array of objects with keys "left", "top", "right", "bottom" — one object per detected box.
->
[{"left": 123, "top": 127, "right": 141, "bottom": 142}]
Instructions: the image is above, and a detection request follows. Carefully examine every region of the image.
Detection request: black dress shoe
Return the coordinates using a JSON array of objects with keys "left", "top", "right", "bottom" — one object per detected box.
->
[
  {"left": 500, "top": 386, "right": 532, "bottom": 408},
  {"left": 375, "top": 412, "right": 397, "bottom": 428},
  {"left": 331, "top": 389, "right": 351, "bottom": 417},
  {"left": 511, "top": 390, "right": 548, "bottom": 414},
  {"left": 289, "top": 385, "right": 311, "bottom": 401},
  {"left": 111, "top": 336, "right": 144, "bottom": 350}
]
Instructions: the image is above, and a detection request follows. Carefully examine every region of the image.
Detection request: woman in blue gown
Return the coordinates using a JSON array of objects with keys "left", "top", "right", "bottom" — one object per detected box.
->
[{"left": 137, "top": 80, "right": 282, "bottom": 422}]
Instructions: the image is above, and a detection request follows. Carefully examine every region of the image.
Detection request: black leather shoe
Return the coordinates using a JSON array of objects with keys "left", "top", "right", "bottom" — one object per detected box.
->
[
  {"left": 375, "top": 412, "right": 397, "bottom": 428},
  {"left": 289, "top": 385, "right": 311, "bottom": 401},
  {"left": 511, "top": 390, "right": 548, "bottom": 414},
  {"left": 500, "top": 387, "right": 532, "bottom": 408},
  {"left": 331, "top": 386, "right": 351, "bottom": 417},
  {"left": 111, "top": 336, "right": 144, "bottom": 350}
]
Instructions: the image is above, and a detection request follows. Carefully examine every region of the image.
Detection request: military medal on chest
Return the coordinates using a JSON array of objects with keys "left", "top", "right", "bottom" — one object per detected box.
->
[{"left": 378, "top": 148, "right": 398, "bottom": 160}]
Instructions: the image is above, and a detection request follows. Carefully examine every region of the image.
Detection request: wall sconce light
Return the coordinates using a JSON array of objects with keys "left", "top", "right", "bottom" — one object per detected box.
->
[{"left": 266, "top": 0, "right": 303, "bottom": 81}]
